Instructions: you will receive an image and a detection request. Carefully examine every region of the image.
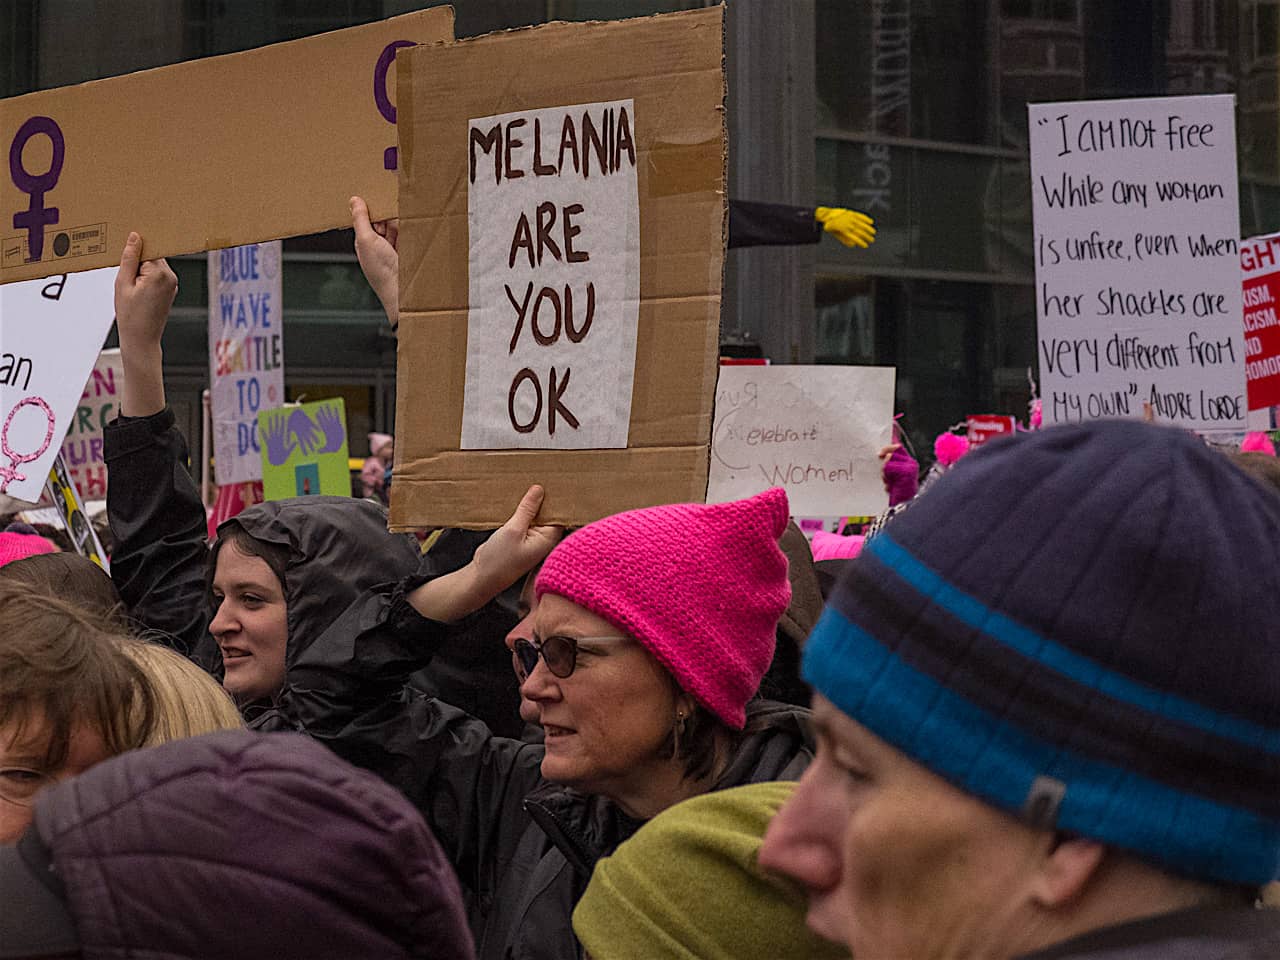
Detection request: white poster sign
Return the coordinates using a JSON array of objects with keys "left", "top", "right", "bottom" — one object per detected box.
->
[
  {"left": 462, "top": 99, "right": 640, "bottom": 449},
  {"left": 708, "top": 365, "right": 896, "bottom": 516},
  {"left": 208, "top": 241, "right": 284, "bottom": 484},
  {"left": 60, "top": 347, "right": 123, "bottom": 499},
  {"left": 0, "top": 268, "right": 116, "bottom": 502},
  {"left": 1030, "top": 94, "right": 1246, "bottom": 431}
]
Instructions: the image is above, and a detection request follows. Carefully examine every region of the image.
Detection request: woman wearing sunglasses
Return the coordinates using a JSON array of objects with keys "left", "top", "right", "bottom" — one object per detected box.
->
[{"left": 268, "top": 483, "right": 812, "bottom": 960}]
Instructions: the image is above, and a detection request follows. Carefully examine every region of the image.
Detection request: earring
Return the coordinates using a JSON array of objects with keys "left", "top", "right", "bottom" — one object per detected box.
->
[{"left": 673, "top": 710, "right": 688, "bottom": 756}]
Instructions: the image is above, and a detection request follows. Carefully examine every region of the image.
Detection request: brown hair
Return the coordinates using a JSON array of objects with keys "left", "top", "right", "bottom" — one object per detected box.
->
[
  {"left": 0, "top": 583, "right": 155, "bottom": 769},
  {"left": 656, "top": 681, "right": 737, "bottom": 783},
  {"left": 206, "top": 524, "right": 290, "bottom": 600},
  {"left": 1227, "top": 451, "right": 1280, "bottom": 496},
  {"left": 0, "top": 552, "right": 126, "bottom": 625}
]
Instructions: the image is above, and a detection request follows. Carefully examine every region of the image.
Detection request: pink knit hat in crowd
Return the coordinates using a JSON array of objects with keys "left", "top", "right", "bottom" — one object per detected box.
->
[
  {"left": 0, "top": 531, "right": 57, "bottom": 568},
  {"left": 535, "top": 488, "right": 792, "bottom": 729}
]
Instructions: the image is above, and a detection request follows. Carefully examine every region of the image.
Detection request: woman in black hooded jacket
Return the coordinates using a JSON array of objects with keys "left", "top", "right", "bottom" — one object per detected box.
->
[{"left": 109, "top": 233, "right": 812, "bottom": 960}]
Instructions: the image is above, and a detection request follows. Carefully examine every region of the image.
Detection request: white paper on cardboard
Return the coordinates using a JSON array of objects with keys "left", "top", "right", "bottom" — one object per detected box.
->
[
  {"left": 1029, "top": 94, "right": 1246, "bottom": 431},
  {"left": 0, "top": 268, "right": 116, "bottom": 501},
  {"left": 207, "top": 242, "right": 284, "bottom": 484},
  {"left": 461, "top": 99, "right": 640, "bottom": 449},
  {"left": 708, "top": 364, "right": 896, "bottom": 516}
]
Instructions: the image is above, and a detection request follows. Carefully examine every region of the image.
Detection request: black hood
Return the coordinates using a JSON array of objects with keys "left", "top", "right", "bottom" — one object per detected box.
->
[{"left": 218, "top": 496, "right": 423, "bottom": 661}]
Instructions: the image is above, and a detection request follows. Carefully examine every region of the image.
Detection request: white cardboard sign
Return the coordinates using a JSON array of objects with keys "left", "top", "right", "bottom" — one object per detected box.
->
[
  {"left": 462, "top": 99, "right": 640, "bottom": 449},
  {"left": 208, "top": 242, "right": 284, "bottom": 484},
  {"left": 0, "top": 268, "right": 116, "bottom": 502},
  {"left": 708, "top": 365, "right": 895, "bottom": 516},
  {"left": 1029, "top": 94, "right": 1246, "bottom": 431}
]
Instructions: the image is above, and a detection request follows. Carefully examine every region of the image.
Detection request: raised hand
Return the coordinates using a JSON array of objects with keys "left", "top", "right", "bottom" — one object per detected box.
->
[
  {"left": 350, "top": 195, "right": 399, "bottom": 329},
  {"left": 315, "top": 403, "right": 346, "bottom": 453},
  {"left": 116, "top": 232, "right": 179, "bottom": 417},
  {"left": 471, "top": 485, "right": 564, "bottom": 596}
]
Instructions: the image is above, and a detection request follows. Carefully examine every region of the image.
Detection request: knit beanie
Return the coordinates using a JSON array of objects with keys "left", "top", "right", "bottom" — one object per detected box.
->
[
  {"left": 572, "top": 782, "right": 849, "bottom": 960},
  {"left": 804, "top": 419, "right": 1280, "bottom": 886},
  {"left": 0, "top": 531, "right": 57, "bottom": 568},
  {"left": 535, "top": 488, "right": 791, "bottom": 729}
]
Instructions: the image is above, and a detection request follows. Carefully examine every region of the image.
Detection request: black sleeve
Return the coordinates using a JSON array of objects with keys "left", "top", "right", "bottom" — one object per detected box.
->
[
  {"left": 104, "top": 407, "right": 220, "bottom": 674},
  {"left": 271, "top": 578, "right": 545, "bottom": 902},
  {"left": 728, "top": 199, "right": 822, "bottom": 248}
]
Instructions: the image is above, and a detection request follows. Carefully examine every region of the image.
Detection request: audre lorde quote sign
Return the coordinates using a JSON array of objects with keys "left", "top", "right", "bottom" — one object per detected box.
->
[
  {"left": 1029, "top": 94, "right": 1246, "bottom": 431},
  {"left": 462, "top": 99, "right": 639, "bottom": 449}
]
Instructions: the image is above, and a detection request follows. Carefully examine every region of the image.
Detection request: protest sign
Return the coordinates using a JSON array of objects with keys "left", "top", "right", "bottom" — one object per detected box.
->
[
  {"left": 0, "top": 7, "right": 452, "bottom": 285},
  {"left": 1239, "top": 232, "right": 1280, "bottom": 411},
  {"left": 208, "top": 242, "right": 283, "bottom": 484},
  {"left": 60, "top": 347, "right": 122, "bottom": 498},
  {"left": 462, "top": 100, "right": 640, "bottom": 449},
  {"left": 1029, "top": 95, "right": 1246, "bottom": 431},
  {"left": 258, "top": 399, "right": 350, "bottom": 501},
  {"left": 392, "top": 7, "right": 725, "bottom": 529},
  {"left": 0, "top": 267, "right": 115, "bottom": 502},
  {"left": 966, "top": 414, "right": 1017, "bottom": 447},
  {"left": 708, "top": 365, "right": 895, "bottom": 517},
  {"left": 45, "top": 452, "right": 110, "bottom": 572}
]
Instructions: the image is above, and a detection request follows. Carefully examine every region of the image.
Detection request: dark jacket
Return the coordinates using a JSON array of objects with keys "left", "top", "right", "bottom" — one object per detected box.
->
[
  {"left": 259, "top": 579, "right": 813, "bottom": 960},
  {"left": 105, "top": 408, "right": 524, "bottom": 734},
  {"left": 1018, "top": 906, "right": 1280, "bottom": 960},
  {"left": 11, "top": 729, "right": 474, "bottom": 959}
]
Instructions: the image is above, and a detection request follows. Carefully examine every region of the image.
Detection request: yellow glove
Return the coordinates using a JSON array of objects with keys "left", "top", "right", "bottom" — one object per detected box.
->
[{"left": 814, "top": 206, "right": 876, "bottom": 249}]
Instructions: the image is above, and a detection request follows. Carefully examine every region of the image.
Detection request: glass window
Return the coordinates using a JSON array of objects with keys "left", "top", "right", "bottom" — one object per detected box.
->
[
  {"left": 817, "top": 0, "right": 993, "bottom": 146},
  {"left": 816, "top": 139, "right": 1032, "bottom": 281}
]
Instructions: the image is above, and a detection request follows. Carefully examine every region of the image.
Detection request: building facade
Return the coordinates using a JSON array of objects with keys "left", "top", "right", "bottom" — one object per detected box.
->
[{"left": 4, "top": 0, "right": 1277, "bottom": 459}]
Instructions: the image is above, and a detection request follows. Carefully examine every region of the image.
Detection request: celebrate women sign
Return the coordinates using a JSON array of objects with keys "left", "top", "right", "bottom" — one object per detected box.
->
[
  {"left": 0, "top": 268, "right": 116, "bottom": 502},
  {"left": 1029, "top": 94, "right": 1246, "bottom": 431}
]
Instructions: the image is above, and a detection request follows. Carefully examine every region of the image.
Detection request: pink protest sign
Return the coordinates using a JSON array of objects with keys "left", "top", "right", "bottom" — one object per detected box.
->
[
  {"left": 1240, "top": 233, "right": 1280, "bottom": 411},
  {"left": 966, "top": 414, "right": 1017, "bottom": 447}
]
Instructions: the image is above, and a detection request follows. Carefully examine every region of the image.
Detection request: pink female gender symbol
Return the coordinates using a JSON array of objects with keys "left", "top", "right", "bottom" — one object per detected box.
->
[{"left": 0, "top": 395, "right": 55, "bottom": 493}]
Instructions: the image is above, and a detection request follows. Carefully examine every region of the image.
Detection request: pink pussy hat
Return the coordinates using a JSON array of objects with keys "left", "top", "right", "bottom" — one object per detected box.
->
[
  {"left": 535, "top": 488, "right": 792, "bottom": 729},
  {"left": 0, "top": 531, "right": 57, "bottom": 568}
]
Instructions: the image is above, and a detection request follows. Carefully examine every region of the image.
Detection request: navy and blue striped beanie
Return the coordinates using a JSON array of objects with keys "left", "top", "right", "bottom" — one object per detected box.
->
[{"left": 803, "top": 419, "right": 1280, "bottom": 886}]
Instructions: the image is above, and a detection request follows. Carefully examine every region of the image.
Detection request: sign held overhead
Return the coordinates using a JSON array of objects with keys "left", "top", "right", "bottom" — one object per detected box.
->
[
  {"left": 0, "top": 7, "right": 453, "bottom": 285},
  {"left": 391, "top": 6, "right": 726, "bottom": 529},
  {"left": 1029, "top": 94, "right": 1246, "bottom": 432}
]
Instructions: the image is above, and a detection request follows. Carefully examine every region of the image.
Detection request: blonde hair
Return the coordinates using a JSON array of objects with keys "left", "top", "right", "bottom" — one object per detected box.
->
[{"left": 122, "top": 641, "right": 243, "bottom": 746}]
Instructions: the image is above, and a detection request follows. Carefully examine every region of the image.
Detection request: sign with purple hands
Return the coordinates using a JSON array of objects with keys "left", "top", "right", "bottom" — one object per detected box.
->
[{"left": 258, "top": 398, "right": 350, "bottom": 501}]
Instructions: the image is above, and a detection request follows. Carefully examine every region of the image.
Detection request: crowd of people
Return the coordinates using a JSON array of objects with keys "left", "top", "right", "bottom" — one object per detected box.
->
[{"left": 1, "top": 213, "right": 1278, "bottom": 959}]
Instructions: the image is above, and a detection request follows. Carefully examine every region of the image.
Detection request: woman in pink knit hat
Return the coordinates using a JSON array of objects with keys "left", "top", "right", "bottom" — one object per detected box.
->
[{"left": 268, "top": 471, "right": 813, "bottom": 960}]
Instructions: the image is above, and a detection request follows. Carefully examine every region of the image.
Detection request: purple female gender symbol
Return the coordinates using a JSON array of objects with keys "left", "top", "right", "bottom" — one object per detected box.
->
[{"left": 0, "top": 395, "right": 55, "bottom": 493}]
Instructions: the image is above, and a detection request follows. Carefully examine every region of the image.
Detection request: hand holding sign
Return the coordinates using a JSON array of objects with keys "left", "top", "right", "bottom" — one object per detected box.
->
[
  {"left": 351, "top": 195, "right": 400, "bottom": 329},
  {"left": 114, "top": 233, "right": 178, "bottom": 418}
]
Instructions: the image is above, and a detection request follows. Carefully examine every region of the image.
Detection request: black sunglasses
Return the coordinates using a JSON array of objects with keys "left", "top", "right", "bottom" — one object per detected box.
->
[{"left": 513, "top": 635, "right": 628, "bottom": 680}]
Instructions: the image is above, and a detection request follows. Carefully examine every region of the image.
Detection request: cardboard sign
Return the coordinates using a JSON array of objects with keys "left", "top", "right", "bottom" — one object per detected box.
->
[
  {"left": 1029, "top": 95, "right": 1247, "bottom": 431},
  {"left": 966, "top": 414, "right": 1017, "bottom": 447},
  {"left": 462, "top": 100, "right": 640, "bottom": 450},
  {"left": 258, "top": 399, "right": 350, "bottom": 501},
  {"left": 708, "top": 365, "right": 895, "bottom": 517},
  {"left": 1240, "top": 232, "right": 1280, "bottom": 410},
  {"left": 208, "top": 242, "right": 284, "bottom": 483},
  {"left": 60, "top": 347, "right": 122, "bottom": 499},
  {"left": 0, "top": 8, "right": 453, "bottom": 285},
  {"left": 0, "top": 267, "right": 116, "bottom": 501},
  {"left": 391, "top": 7, "right": 726, "bottom": 529}
]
